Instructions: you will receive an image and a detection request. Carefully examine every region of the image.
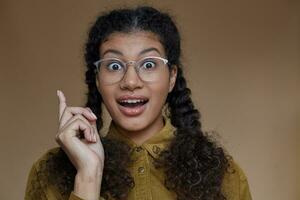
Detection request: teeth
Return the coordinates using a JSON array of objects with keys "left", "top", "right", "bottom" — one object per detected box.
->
[{"left": 120, "top": 99, "right": 146, "bottom": 103}]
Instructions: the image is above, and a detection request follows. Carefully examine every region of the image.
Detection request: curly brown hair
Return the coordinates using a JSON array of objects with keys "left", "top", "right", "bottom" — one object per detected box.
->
[{"left": 32, "top": 6, "right": 230, "bottom": 200}]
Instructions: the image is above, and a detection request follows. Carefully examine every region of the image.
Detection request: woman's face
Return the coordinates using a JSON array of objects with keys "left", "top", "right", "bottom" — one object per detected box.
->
[{"left": 96, "top": 31, "right": 177, "bottom": 135}]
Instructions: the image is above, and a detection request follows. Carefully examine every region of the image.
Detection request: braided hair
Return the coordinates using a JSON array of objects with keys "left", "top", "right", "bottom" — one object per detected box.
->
[
  {"left": 85, "top": 6, "right": 229, "bottom": 200},
  {"left": 34, "top": 6, "right": 229, "bottom": 200}
]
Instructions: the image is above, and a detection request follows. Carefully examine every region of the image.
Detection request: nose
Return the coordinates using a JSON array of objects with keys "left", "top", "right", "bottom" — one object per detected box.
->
[{"left": 119, "top": 65, "right": 144, "bottom": 91}]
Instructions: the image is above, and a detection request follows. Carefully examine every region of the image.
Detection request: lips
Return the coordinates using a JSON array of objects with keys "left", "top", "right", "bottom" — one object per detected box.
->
[{"left": 116, "top": 95, "right": 149, "bottom": 117}]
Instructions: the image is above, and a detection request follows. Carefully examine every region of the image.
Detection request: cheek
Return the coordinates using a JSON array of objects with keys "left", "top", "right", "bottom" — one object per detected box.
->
[
  {"left": 150, "top": 80, "right": 170, "bottom": 106},
  {"left": 98, "top": 86, "right": 115, "bottom": 111}
]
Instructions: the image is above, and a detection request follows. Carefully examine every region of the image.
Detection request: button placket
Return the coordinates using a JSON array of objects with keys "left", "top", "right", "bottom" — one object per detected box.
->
[
  {"left": 134, "top": 145, "right": 151, "bottom": 200},
  {"left": 138, "top": 166, "right": 145, "bottom": 174},
  {"left": 136, "top": 148, "right": 146, "bottom": 175},
  {"left": 131, "top": 146, "right": 145, "bottom": 162}
]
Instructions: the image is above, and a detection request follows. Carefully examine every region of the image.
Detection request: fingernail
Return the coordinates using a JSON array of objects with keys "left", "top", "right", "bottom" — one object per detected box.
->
[
  {"left": 56, "top": 90, "right": 60, "bottom": 96},
  {"left": 94, "top": 135, "right": 97, "bottom": 142},
  {"left": 91, "top": 112, "right": 97, "bottom": 119}
]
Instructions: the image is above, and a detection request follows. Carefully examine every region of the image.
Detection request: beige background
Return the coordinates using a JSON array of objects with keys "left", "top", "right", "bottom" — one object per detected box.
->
[{"left": 0, "top": 0, "right": 299, "bottom": 199}]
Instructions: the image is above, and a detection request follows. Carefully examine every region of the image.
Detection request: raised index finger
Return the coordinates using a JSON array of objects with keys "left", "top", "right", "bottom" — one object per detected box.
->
[{"left": 57, "top": 90, "right": 67, "bottom": 120}]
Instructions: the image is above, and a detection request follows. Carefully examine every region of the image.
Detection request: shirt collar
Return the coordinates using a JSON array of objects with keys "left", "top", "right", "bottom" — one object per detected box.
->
[{"left": 105, "top": 116, "right": 176, "bottom": 159}]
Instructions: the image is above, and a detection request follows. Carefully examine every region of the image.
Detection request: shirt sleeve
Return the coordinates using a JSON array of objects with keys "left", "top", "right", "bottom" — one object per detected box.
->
[
  {"left": 25, "top": 162, "right": 106, "bottom": 200},
  {"left": 221, "top": 158, "right": 253, "bottom": 200},
  {"left": 69, "top": 191, "right": 106, "bottom": 200},
  {"left": 237, "top": 164, "right": 252, "bottom": 200},
  {"left": 69, "top": 192, "right": 84, "bottom": 200},
  {"left": 24, "top": 163, "right": 48, "bottom": 200}
]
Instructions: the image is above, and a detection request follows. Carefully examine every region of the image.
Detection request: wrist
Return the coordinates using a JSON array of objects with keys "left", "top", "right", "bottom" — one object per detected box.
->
[{"left": 74, "top": 166, "right": 103, "bottom": 200}]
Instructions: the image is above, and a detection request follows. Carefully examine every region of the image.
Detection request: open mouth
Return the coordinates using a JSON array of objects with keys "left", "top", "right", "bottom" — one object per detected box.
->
[{"left": 117, "top": 99, "right": 149, "bottom": 107}]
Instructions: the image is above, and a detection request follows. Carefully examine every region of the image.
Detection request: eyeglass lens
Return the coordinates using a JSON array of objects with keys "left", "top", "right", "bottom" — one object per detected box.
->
[{"left": 97, "top": 57, "right": 168, "bottom": 84}]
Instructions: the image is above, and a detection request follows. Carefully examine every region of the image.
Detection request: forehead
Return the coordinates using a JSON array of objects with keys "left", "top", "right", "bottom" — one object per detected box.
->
[{"left": 100, "top": 31, "right": 165, "bottom": 57}]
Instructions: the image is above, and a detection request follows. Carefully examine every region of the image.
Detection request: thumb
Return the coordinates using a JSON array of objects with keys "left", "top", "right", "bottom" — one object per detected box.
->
[
  {"left": 90, "top": 120, "right": 100, "bottom": 140},
  {"left": 85, "top": 107, "right": 99, "bottom": 139}
]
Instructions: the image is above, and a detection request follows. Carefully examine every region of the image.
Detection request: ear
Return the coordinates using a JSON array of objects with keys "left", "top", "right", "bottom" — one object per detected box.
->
[{"left": 168, "top": 65, "right": 178, "bottom": 93}]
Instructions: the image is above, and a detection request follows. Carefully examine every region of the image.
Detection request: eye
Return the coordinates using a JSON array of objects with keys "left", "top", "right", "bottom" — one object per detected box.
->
[
  {"left": 141, "top": 60, "right": 156, "bottom": 70},
  {"left": 106, "top": 61, "right": 123, "bottom": 71}
]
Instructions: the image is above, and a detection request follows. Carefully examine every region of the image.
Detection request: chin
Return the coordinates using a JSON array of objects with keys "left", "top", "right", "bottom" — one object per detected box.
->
[{"left": 119, "top": 117, "right": 148, "bottom": 131}]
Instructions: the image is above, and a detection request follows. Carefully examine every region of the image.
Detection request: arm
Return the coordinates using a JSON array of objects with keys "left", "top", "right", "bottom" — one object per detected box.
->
[
  {"left": 24, "top": 163, "right": 47, "bottom": 200},
  {"left": 237, "top": 165, "right": 252, "bottom": 200},
  {"left": 25, "top": 162, "right": 105, "bottom": 200},
  {"left": 72, "top": 166, "right": 103, "bottom": 200},
  {"left": 55, "top": 91, "right": 105, "bottom": 200},
  {"left": 26, "top": 91, "right": 105, "bottom": 200},
  {"left": 221, "top": 159, "right": 253, "bottom": 200},
  {"left": 69, "top": 192, "right": 106, "bottom": 200}
]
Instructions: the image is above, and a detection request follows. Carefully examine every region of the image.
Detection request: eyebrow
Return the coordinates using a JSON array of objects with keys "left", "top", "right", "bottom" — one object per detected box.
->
[{"left": 102, "top": 47, "right": 162, "bottom": 57}]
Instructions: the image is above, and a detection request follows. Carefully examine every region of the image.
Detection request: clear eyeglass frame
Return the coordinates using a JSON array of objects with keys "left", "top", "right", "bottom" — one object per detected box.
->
[{"left": 93, "top": 56, "right": 169, "bottom": 84}]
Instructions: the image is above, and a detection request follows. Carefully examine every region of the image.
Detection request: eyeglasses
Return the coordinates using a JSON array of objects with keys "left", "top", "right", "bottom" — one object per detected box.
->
[{"left": 94, "top": 56, "right": 169, "bottom": 85}]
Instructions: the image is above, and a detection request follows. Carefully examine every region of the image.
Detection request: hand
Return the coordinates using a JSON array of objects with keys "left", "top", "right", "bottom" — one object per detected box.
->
[
  {"left": 56, "top": 90, "right": 104, "bottom": 199},
  {"left": 55, "top": 90, "right": 104, "bottom": 173}
]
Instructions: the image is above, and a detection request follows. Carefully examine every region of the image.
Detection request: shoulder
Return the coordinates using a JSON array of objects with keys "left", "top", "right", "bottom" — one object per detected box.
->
[
  {"left": 224, "top": 157, "right": 249, "bottom": 182},
  {"left": 25, "top": 147, "right": 63, "bottom": 199},
  {"left": 32, "top": 147, "right": 62, "bottom": 171},
  {"left": 27, "top": 147, "right": 106, "bottom": 200},
  {"left": 221, "top": 157, "right": 252, "bottom": 200},
  {"left": 27, "top": 146, "right": 62, "bottom": 183}
]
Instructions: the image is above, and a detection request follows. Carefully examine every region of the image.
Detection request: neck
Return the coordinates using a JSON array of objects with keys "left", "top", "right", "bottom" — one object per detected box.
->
[{"left": 114, "top": 115, "right": 165, "bottom": 145}]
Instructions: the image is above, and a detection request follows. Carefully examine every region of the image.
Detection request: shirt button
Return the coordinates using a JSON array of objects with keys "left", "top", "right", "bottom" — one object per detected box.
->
[
  {"left": 138, "top": 167, "right": 145, "bottom": 174},
  {"left": 135, "top": 146, "right": 143, "bottom": 152},
  {"left": 152, "top": 145, "right": 161, "bottom": 154}
]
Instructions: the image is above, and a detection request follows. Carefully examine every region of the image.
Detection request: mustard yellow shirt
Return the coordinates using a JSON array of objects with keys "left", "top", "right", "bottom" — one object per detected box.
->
[{"left": 25, "top": 117, "right": 252, "bottom": 200}]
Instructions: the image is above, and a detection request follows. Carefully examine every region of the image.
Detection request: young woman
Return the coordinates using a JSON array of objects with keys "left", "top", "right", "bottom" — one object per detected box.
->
[{"left": 25, "top": 6, "right": 252, "bottom": 200}]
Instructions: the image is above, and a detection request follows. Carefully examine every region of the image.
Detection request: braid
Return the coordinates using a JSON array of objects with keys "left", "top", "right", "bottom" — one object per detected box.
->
[
  {"left": 157, "top": 65, "right": 229, "bottom": 200},
  {"left": 167, "top": 67, "right": 201, "bottom": 131},
  {"left": 84, "top": 66, "right": 103, "bottom": 130}
]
